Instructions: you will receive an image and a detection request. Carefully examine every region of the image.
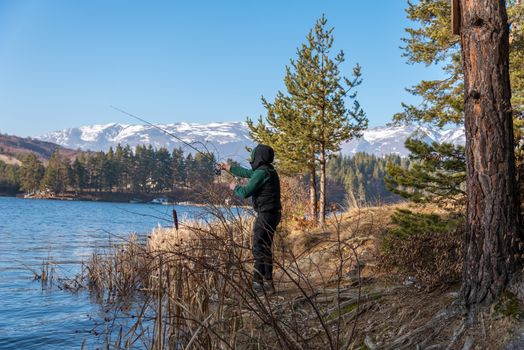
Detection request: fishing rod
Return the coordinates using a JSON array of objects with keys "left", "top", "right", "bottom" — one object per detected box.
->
[
  {"left": 111, "top": 106, "right": 246, "bottom": 231},
  {"left": 111, "top": 106, "right": 233, "bottom": 176}
]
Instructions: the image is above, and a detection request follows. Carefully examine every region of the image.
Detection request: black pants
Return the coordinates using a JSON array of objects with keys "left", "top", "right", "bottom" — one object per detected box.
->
[{"left": 252, "top": 210, "right": 281, "bottom": 283}]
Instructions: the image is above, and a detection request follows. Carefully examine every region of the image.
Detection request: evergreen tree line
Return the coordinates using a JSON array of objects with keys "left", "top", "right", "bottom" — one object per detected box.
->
[
  {"left": 1, "top": 145, "right": 413, "bottom": 207},
  {"left": 6, "top": 144, "right": 217, "bottom": 195}
]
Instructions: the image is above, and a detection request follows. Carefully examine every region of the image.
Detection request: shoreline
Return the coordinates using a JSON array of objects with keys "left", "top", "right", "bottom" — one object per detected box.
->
[{"left": 4, "top": 191, "right": 249, "bottom": 208}]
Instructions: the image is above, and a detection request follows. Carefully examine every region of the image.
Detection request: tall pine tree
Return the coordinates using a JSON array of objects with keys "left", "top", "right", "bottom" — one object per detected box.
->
[
  {"left": 459, "top": 0, "right": 522, "bottom": 310},
  {"left": 20, "top": 153, "right": 44, "bottom": 193},
  {"left": 391, "top": 0, "right": 523, "bottom": 311},
  {"left": 42, "top": 151, "right": 70, "bottom": 194},
  {"left": 248, "top": 15, "right": 367, "bottom": 225}
]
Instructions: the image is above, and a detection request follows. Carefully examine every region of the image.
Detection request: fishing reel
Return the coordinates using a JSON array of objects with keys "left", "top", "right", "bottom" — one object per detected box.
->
[{"left": 214, "top": 164, "right": 222, "bottom": 176}]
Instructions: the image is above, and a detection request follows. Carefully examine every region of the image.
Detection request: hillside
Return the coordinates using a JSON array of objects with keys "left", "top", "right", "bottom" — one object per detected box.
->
[{"left": 0, "top": 133, "right": 81, "bottom": 163}]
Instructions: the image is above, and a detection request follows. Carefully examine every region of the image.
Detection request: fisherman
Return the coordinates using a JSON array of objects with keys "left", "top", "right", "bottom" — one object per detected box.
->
[{"left": 220, "top": 144, "right": 281, "bottom": 295}]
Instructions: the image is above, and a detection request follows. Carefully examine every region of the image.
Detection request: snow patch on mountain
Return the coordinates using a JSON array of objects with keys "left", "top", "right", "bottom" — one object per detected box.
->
[
  {"left": 38, "top": 122, "right": 256, "bottom": 162},
  {"left": 37, "top": 122, "right": 465, "bottom": 161},
  {"left": 340, "top": 124, "right": 464, "bottom": 157},
  {"left": 440, "top": 126, "right": 466, "bottom": 145}
]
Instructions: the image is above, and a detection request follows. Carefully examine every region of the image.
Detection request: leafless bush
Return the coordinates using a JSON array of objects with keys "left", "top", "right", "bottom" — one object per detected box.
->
[
  {"left": 280, "top": 175, "right": 309, "bottom": 224},
  {"left": 379, "top": 225, "right": 464, "bottom": 289}
]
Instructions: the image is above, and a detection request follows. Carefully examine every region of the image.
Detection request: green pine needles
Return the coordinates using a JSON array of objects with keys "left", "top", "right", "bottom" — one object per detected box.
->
[
  {"left": 389, "top": 208, "right": 463, "bottom": 238},
  {"left": 385, "top": 138, "right": 466, "bottom": 209},
  {"left": 394, "top": 0, "right": 524, "bottom": 126},
  {"left": 388, "top": 0, "right": 524, "bottom": 212}
]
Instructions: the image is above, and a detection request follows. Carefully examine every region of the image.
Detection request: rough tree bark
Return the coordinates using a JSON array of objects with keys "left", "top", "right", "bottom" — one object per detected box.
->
[
  {"left": 460, "top": 0, "right": 522, "bottom": 310},
  {"left": 309, "top": 167, "right": 318, "bottom": 223},
  {"left": 319, "top": 144, "right": 326, "bottom": 226}
]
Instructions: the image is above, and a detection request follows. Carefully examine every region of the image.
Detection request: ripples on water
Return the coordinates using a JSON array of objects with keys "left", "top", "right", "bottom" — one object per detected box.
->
[{"left": 0, "top": 197, "right": 213, "bottom": 349}]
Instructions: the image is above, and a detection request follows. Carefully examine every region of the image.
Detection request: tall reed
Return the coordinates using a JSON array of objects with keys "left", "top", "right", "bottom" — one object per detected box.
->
[{"left": 86, "top": 186, "right": 374, "bottom": 349}]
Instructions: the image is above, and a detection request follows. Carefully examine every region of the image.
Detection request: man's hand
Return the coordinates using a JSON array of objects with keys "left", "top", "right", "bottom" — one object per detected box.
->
[
  {"left": 229, "top": 181, "right": 237, "bottom": 191},
  {"left": 219, "top": 162, "right": 231, "bottom": 172}
]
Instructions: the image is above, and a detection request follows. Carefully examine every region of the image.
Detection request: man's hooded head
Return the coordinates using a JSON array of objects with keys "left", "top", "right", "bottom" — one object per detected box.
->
[{"left": 249, "top": 144, "right": 275, "bottom": 170}]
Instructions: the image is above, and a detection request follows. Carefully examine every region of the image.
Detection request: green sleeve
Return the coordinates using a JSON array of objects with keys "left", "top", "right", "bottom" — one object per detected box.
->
[
  {"left": 230, "top": 165, "right": 254, "bottom": 178},
  {"left": 233, "top": 169, "right": 269, "bottom": 199}
]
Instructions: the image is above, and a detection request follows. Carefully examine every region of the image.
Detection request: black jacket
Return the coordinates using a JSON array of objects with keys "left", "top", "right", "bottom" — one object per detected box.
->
[{"left": 250, "top": 145, "right": 281, "bottom": 213}]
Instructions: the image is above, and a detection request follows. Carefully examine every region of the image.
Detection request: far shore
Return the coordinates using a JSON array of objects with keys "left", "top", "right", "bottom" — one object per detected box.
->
[
  {"left": 0, "top": 191, "right": 255, "bottom": 210},
  {"left": 0, "top": 190, "right": 237, "bottom": 207}
]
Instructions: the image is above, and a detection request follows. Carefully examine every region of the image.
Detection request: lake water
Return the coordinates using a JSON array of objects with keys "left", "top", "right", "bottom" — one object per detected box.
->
[{"left": 0, "top": 196, "right": 217, "bottom": 349}]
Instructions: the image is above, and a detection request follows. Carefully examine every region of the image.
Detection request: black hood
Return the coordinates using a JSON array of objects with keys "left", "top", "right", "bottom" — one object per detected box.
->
[{"left": 250, "top": 144, "right": 275, "bottom": 170}]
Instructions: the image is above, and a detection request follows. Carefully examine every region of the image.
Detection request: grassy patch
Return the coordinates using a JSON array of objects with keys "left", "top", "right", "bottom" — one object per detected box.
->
[{"left": 494, "top": 292, "right": 524, "bottom": 320}]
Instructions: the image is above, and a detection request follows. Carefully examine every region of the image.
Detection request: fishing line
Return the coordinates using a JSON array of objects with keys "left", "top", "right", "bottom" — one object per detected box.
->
[
  {"left": 110, "top": 106, "right": 235, "bottom": 176},
  {"left": 65, "top": 106, "right": 249, "bottom": 246},
  {"left": 113, "top": 205, "right": 245, "bottom": 234}
]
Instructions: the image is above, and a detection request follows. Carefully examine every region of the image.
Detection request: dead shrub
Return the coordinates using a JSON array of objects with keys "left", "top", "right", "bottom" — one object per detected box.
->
[
  {"left": 280, "top": 175, "right": 308, "bottom": 224},
  {"left": 379, "top": 225, "right": 464, "bottom": 289}
]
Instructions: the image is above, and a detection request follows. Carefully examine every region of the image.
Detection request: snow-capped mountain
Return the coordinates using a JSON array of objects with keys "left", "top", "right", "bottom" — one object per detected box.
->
[
  {"left": 37, "top": 122, "right": 256, "bottom": 162},
  {"left": 341, "top": 124, "right": 465, "bottom": 157},
  {"left": 36, "top": 122, "right": 465, "bottom": 160}
]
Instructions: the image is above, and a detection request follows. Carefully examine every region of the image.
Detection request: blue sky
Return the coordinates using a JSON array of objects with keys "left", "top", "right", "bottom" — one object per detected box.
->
[{"left": 0, "top": 0, "right": 444, "bottom": 137}]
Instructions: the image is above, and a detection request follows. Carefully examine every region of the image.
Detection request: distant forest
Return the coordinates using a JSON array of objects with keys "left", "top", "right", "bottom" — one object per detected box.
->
[
  {"left": 326, "top": 153, "right": 407, "bottom": 207},
  {"left": 0, "top": 144, "right": 408, "bottom": 206},
  {"left": 0, "top": 144, "right": 217, "bottom": 195}
]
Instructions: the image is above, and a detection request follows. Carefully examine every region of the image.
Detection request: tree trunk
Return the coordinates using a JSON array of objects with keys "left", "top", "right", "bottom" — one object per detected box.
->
[
  {"left": 309, "top": 168, "right": 318, "bottom": 223},
  {"left": 347, "top": 186, "right": 358, "bottom": 209},
  {"left": 319, "top": 146, "right": 326, "bottom": 226},
  {"left": 460, "top": 0, "right": 522, "bottom": 310}
]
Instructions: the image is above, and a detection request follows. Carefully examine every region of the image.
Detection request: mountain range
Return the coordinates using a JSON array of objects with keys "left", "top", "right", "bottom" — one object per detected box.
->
[{"left": 36, "top": 122, "right": 465, "bottom": 161}]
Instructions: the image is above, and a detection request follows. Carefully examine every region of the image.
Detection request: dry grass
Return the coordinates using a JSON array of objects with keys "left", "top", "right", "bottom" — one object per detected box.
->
[
  {"left": 84, "top": 200, "right": 381, "bottom": 349},
  {"left": 0, "top": 154, "right": 21, "bottom": 165},
  {"left": 83, "top": 199, "right": 524, "bottom": 349}
]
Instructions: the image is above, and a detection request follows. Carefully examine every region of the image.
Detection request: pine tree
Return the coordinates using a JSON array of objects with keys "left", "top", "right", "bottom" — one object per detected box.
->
[
  {"left": 42, "top": 151, "right": 70, "bottom": 194},
  {"left": 71, "top": 157, "right": 87, "bottom": 192},
  {"left": 85, "top": 152, "right": 104, "bottom": 192},
  {"left": 122, "top": 145, "right": 134, "bottom": 192},
  {"left": 114, "top": 144, "right": 125, "bottom": 191},
  {"left": 103, "top": 147, "right": 118, "bottom": 191},
  {"left": 185, "top": 153, "right": 196, "bottom": 187},
  {"left": 154, "top": 147, "right": 172, "bottom": 192},
  {"left": 0, "top": 161, "right": 20, "bottom": 194},
  {"left": 459, "top": 0, "right": 522, "bottom": 309},
  {"left": 394, "top": 0, "right": 524, "bottom": 125},
  {"left": 392, "top": 0, "right": 523, "bottom": 311},
  {"left": 19, "top": 153, "right": 44, "bottom": 193},
  {"left": 132, "top": 145, "right": 150, "bottom": 192},
  {"left": 171, "top": 147, "right": 185, "bottom": 189},
  {"left": 193, "top": 152, "right": 215, "bottom": 185},
  {"left": 248, "top": 15, "right": 367, "bottom": 225}
]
